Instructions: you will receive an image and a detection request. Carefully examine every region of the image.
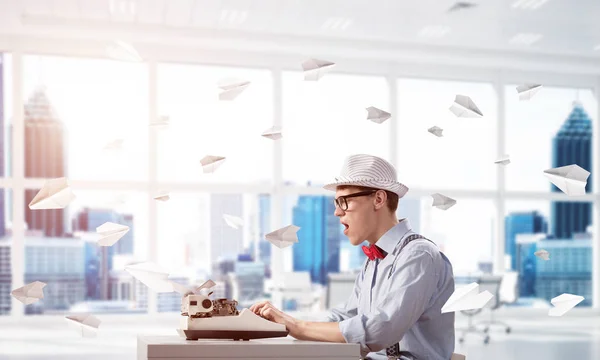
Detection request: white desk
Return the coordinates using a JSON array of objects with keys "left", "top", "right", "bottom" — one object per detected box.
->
[{"left": 137, "top": 336, "right": 360, "bottom": 360}]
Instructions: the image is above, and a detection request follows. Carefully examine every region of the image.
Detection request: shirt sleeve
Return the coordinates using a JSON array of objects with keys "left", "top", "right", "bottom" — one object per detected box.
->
[
  {"left": 326, "top": 268, "right": 363, "bottom": 322},
  {"left": 338, "top": 250, "right": 438, "bottom": 356}
]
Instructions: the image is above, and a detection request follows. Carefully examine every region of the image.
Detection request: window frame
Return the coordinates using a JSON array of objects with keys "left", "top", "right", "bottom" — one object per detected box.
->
[{"left": 3, "top": 49, "right": 600, "bottom": 316}]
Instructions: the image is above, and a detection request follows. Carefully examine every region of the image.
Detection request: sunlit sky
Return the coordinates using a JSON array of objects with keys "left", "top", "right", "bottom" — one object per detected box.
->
[{"left": 0, "top": 53, "right": 596, "bottom": 275}]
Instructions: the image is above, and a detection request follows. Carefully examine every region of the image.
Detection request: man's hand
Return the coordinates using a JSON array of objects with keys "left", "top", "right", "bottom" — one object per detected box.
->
[{"left": 249, "top": 301, "right": 301, "bottom": 337}]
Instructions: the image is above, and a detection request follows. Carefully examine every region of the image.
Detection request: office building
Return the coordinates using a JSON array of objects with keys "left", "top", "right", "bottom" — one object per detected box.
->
[
  {"left": 23, "top": 235, "right": 85, "bottom": 313},
  {"left": 0, "top": 241, "right": 10, "bottom": 315},
  {"left": 292, "top": 196, "right": 340, "bottom": 285},
  {"left": 505, "top": 211, "right": 548, "bottom": 270},
  {"left": 535, "top": 236, "right": 592, "bottom": 306},
  {"left": 24, "top": 88, "right": 66, "bottom": 237},
  {"left": 550, "top": 102, "right": 593, "bottom": 239}
]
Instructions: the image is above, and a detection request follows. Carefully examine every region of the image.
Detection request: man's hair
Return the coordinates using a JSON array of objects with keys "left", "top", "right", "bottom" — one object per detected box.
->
[{"left": 336, "top": 185, "right": 399, "bottom": 213}]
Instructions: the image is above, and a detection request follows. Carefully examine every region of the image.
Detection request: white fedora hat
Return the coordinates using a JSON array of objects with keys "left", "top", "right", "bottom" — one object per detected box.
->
[{"left": 323, "top": 154, "right": 409, "bottom": 198}]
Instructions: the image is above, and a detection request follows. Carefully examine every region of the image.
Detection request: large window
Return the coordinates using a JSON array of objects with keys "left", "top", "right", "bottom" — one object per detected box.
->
[
  {"left": 22, "top": 55, "right": 149, "bottom": 181},
  {"left": 282, "top": 73, "right": 390, "bottom": 186},
  {"left": 505, "top": 200, "right": 593, "bottom": 307},
  {"left": 505, "top": 86, "right": 596, "bottom": 192},
  {"left": 157, "top": 64, "right": 273, "bottom": 184},
  {"left": 397, "top": 79, "right": 498, "bottom": 190}
]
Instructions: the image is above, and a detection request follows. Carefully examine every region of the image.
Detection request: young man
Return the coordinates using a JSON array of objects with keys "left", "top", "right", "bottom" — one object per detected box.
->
[{"left": 250, "top": 154, "right": 455, "bottom": 360}]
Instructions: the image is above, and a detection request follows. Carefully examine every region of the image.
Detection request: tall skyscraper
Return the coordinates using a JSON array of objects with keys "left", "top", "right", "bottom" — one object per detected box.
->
[
  {"left": 551, "top": 102, "right": 592, "bottom": 239},
  {"left": 292, "top": 196, "right": 340, "bottom": 285},
  {"left": 505, "top": 211, "right": 547, "bottom": 270},
  {"left": 24, "top": 88, "right": 66, "bottom": 237},
  {"left": 73, "top": 208, "right": 134, "bottom": 300}
]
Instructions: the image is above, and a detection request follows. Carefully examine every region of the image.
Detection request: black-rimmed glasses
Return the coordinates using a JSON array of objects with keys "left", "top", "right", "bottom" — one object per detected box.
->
[{"left": 334, "top": 190, "right": 377, "bottom": 211}]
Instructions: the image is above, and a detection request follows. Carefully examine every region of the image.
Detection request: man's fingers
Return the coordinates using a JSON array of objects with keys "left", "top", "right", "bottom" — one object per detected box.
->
[{"left": 251, "top": 301, "right": 271, "bottom": 314}]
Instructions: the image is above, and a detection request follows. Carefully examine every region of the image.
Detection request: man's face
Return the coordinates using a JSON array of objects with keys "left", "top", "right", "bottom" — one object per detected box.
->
[{"left": 334, "top": 186, "right": 377, "bottom": 246}]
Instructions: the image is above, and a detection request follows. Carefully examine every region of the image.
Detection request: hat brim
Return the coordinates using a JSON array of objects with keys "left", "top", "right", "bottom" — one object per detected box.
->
[{"left": 323, "top": 178, "right": 409, "bottom": 198}]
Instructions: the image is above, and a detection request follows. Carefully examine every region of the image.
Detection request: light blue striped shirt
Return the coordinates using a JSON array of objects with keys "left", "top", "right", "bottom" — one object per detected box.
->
[{"left": 327, "top": 219, "right": 455, "bottom": 359}]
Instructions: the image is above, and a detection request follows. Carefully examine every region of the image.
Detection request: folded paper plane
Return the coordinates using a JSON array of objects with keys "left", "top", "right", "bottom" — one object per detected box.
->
[
  {"left": 11, "top": 281, "right": 46, "bottom": 305},
  {"left": 302, "top": 58, "right": 335, "bottom": 81},
  {"left": 172, "top": 279, "right": 216, "bottom": 296},
  {"left": 218, "top": 79, "right": 250, "bottom": 101},
  {"left": 266, "top": 225, "right": 300, "bottom": 249},
  {"left": 200, "top": 155, "right": 226, "bottom": 173},
  {"left": 154, "top": 192, "right": 170, "bottom": 202},
  {"left": 449, "top": 95, "right": 483, "bottom": 118},
  {"left": 106, "top": 40, "right": 143, "bottom": 62},
  {"left": 29, "top": 177, "right": 76, "bottom": 210},
  {"left": 125, "top": 262, "right": 175, "bottom": 293},
  {"left": 96, "top": 222, "right": 130, "bottom": 247},
  {"left": 223, "top": 214, "right": 244, "bottom": 229},
  {"left": 516, "top": 84, "right": 542, "bottom": 101},
  {"left": 150, "top": 115, "right": 170, "bottom": 129},
  {"left": 448, "top": 1, "right": 477, "bottom": 12},
  {"left": 494, "top": 154, "right": 511, "bottom": 165},
  {"left": 261, "top": 126, "right": 283, "bottom": 140},
  {"left": 65, "top": 313, "right": 101, "bottom": 338},
  {"left": 534, "top": 249, "right": 550, "bottom": 261},
  {"left": 543, "top": 164, "right": 590, "bottom": 196},
  {"left": 428, "top": 126, "right": 443, "bottom": 137},
  {"left": 441, "top": 282, "right": 493, "bottom": 313},
  {"left": 548, "top": 293, "right": 584, "bottom": 317},
  {"left": 366, "top": 106, "right": 391, "bottom": 124},
  {"left": 431, "top": 193, "right": 457, "bottom": 210}
]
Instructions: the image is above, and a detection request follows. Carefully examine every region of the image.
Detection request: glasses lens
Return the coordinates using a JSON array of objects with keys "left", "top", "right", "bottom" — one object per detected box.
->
[{"left": 341, "top": 197, "right": 348, "bottom": 211}]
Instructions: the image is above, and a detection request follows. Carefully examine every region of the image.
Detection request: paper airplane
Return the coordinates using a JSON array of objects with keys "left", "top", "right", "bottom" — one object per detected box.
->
[
  {"left": 261, "top": 126, "right": 283, "bottom": 140},
  {"left": 125, "top": 262, "right": 175, "bottom": 293},
  {"left": 223, "top": 214, "right": 244, "bottom": 229},
  {"left": 494, "top": 154, "right": 510, "bottom": 165},
  {"left": 534, "top": 249, "right": 550, "bottom": 261},
  {"left": 172, "top": 279, "right": 216, "bottom": 296},
  {"left": 431, "top": 193, "right": 457, "bottom": 210},
  {"left": 428, "top": 126, "right": 443, "bottom": 137},
  {"left": 366, "top": 106, "right": 391, "bottom": 124},
  {"left": 548, "top": 293, "right": 584, "bottom": 317},
  {"left": 516, "top": 84, "right": 542, "bottom": 101},
  {"left": 150, "top": 115, "right": 170, "bottom": 129},
  {"left": 65, "top": 313, "right": 101, "bottom": 338},
  {"left": 441, "top": 282, "right": 493, "bottom": 313},
  {"left": 96, "top": 222, "right": 130, "bottom": 247},
  {"left": 106, "top": 40, "right": 143, "bottom": 62},
  {"left": 266, "top": 225, "right": 300, "bottom": 249},
  {"left": 104, "top": 139, "right": 124, "bottom": 151},
  {"left": 153, "top": 192, "right": 170, "bottom": 202},
  {"left": 218, "top": 79, "right": 250, "bottom": 101},
  {"left": 302, "top": 58, "right": 336, "bottom": 81},
  {"left": 449, "top": 95, "right": 483, "bottom": 118},
  {"left": 29, "top": 177, "right": 76, "bottom": 210},
  {"left": 447, "top": 1, "right": 477, "bottom": 12},
  {"left": 543, "top": 164, "right": 590, "bottom": 196},
  {"left": 11, "top": 281, "right": 46, "bottom": 305},
  {"left": 200, "top": 155, "right": 226, "bottom": 173}
]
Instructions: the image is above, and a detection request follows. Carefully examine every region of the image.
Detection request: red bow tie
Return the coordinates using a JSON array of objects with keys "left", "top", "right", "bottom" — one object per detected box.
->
[{"left": 362, "top": 244, "right": 386, "bottom": 261}]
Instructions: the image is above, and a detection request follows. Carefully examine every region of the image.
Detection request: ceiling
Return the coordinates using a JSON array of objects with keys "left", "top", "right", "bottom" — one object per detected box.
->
[{"left": 1, "top": 0, "right": 600, "bottom": 59}]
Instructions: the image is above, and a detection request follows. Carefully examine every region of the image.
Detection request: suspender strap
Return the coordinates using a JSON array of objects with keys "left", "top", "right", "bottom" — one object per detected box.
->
[{"left": 385, "top": 233, "right": 435, "bottom": 360}]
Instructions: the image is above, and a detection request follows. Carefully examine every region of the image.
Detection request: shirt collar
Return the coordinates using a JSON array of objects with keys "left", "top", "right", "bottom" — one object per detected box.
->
[{"left": 374, "top": 218, "right": 412, "bottom": 255}]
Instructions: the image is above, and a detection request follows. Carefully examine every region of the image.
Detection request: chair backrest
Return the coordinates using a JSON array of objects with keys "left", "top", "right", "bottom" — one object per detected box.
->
[
  {"left": 498, "top": 271, "right": 519, "bottom": 304},
  {"left": 477, "top": 275, "right": 503, "bottom": 309},
  {"left": 326, "top": 272, "right": 357, "bottom": 309},
  {"left": 451, "top": 353, "right": 466, "bottom": 360}
]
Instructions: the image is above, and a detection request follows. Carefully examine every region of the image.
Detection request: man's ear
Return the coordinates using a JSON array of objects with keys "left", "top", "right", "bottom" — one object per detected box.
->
[{"left": 373, "top": 190, "right": 387, "bottom": 210}]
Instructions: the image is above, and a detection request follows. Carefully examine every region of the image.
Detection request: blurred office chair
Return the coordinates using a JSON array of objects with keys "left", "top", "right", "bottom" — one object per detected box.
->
[
  {"left": 476, "top": 271, "right": 518, "bottom": 335},
  {"left": 457, "top": 274, "right": 502, "bottom": 345}
]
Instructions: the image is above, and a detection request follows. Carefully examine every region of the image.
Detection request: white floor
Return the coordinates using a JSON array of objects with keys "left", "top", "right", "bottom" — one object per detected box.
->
[{"left": 0, "top": 309, "right": 599, "bottom": 359}]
